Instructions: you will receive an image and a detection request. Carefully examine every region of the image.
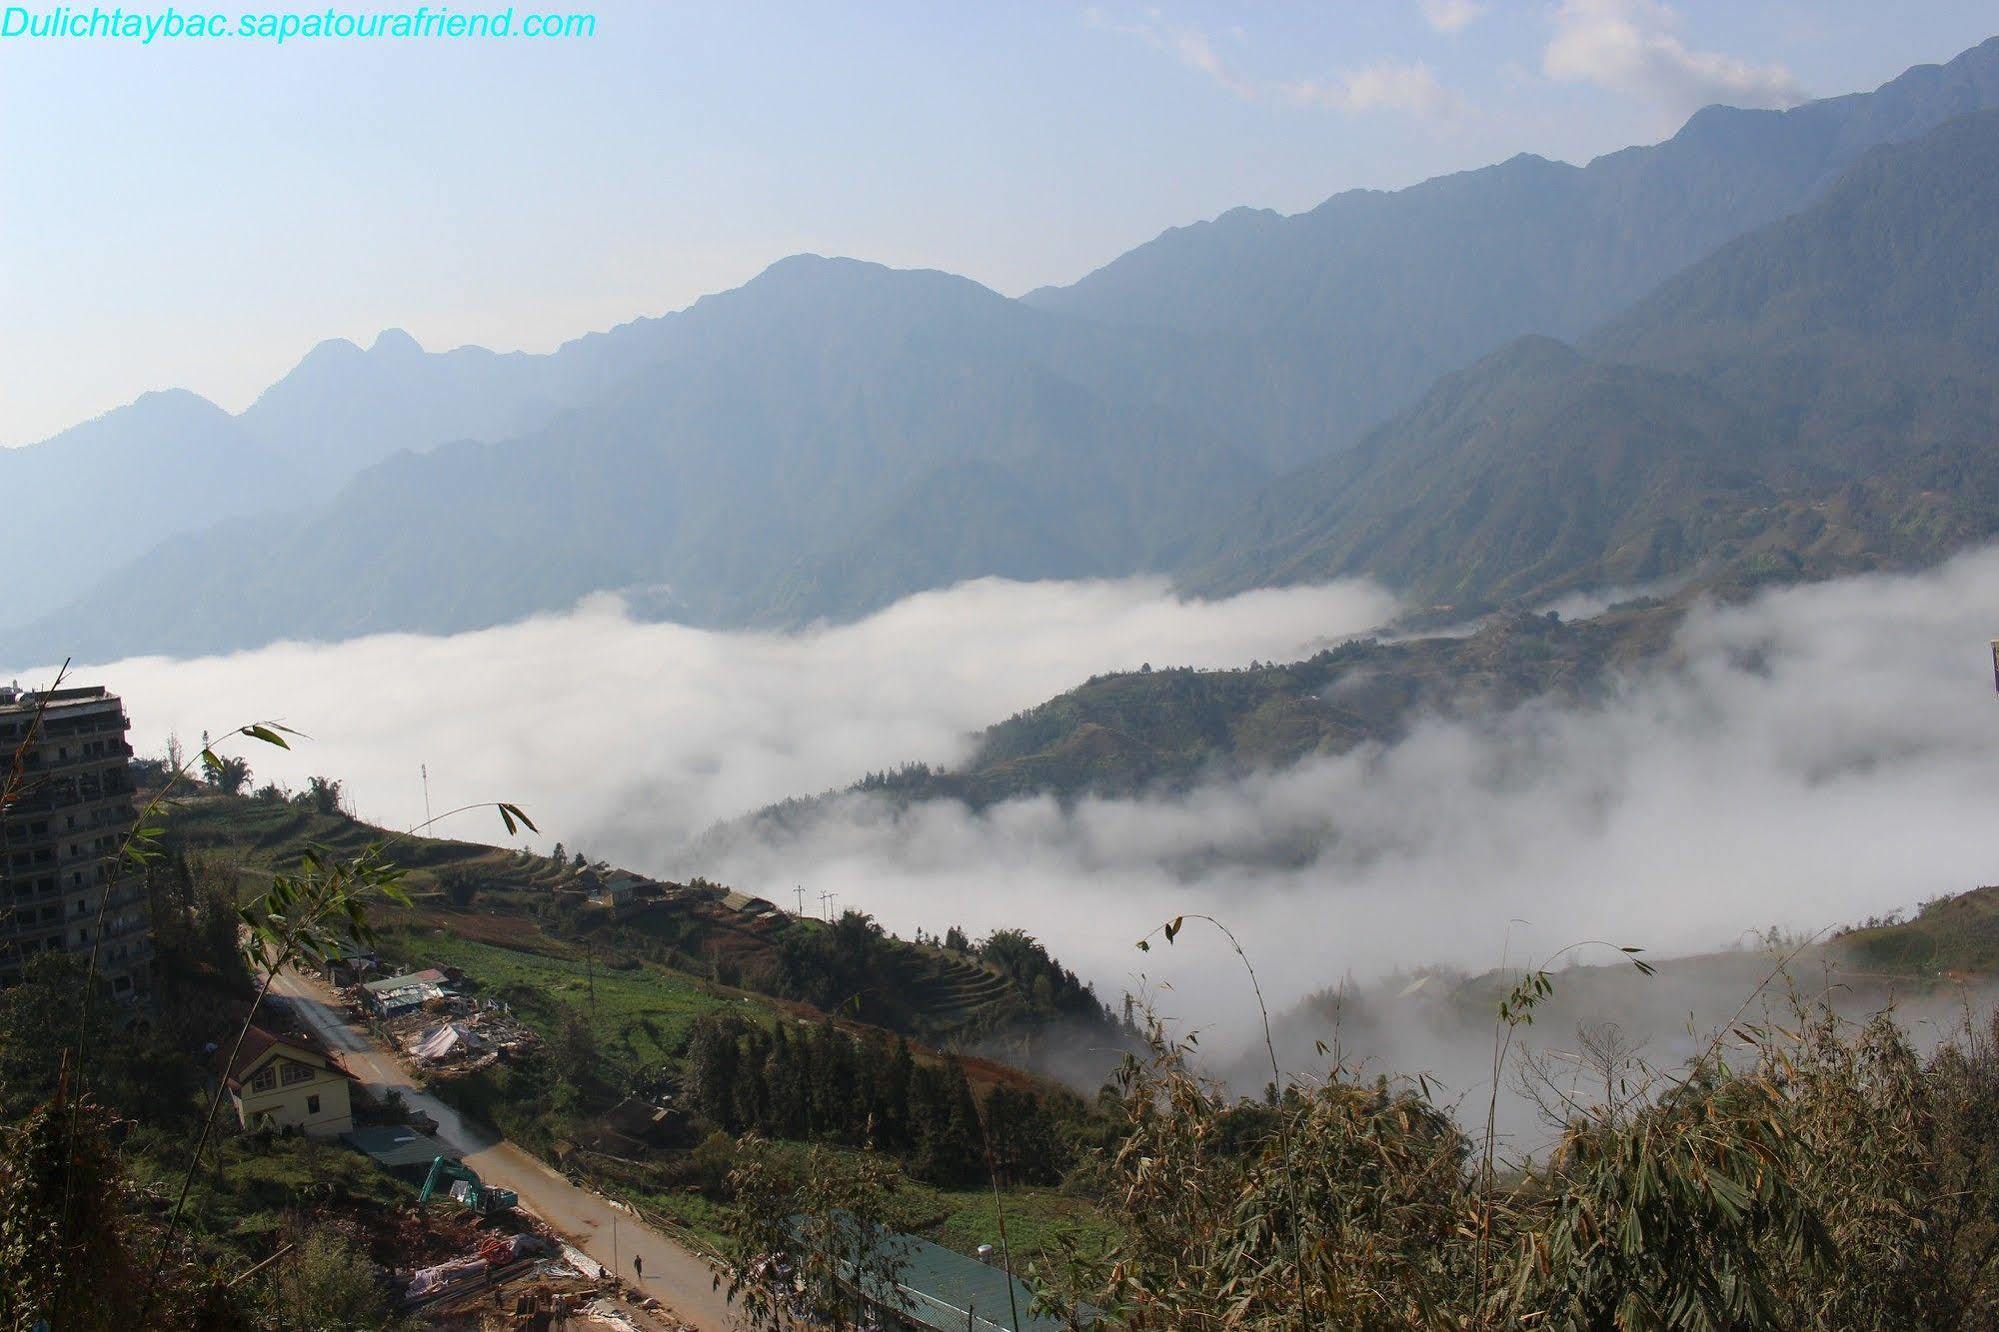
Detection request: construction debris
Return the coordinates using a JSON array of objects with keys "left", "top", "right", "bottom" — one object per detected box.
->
[
  {"left": 406, "top": 1255, "right": 491, "bottom": 1303},
  {"left": 411, "top": 1020, "right": 487, "bottom": 1063},
  {"left": 416, "top": 1247, "right": 703, "bottom": 1330},
  {"left": 337, "top": 972, "right": 540, "bottom": 1078}
]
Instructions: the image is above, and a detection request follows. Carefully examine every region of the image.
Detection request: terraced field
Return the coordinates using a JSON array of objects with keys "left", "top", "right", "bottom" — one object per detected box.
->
[
  {"left": 157, "top": 790, "right": 1078, "bottom": 1047},
  {"left": 891, "top": 949, "right": 1021, "bottom": 1032},
  {"left": 161, "top": 791, "right": 580, "bottom": 896}
]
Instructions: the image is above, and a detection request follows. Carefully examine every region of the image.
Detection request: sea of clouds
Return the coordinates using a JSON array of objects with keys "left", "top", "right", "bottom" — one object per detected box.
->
[{"left": 47, "top": 552, "right": 1999, "bottom": 1048}]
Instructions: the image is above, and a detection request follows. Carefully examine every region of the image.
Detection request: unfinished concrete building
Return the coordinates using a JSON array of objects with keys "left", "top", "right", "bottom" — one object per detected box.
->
[{"left": 0, "top": 684, "right": 151, "bottom": 1004}]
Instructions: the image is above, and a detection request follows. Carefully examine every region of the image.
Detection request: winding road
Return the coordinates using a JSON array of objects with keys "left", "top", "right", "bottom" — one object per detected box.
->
[{"left": 269, "top": 967, "right": 737, "bottom": 1331}]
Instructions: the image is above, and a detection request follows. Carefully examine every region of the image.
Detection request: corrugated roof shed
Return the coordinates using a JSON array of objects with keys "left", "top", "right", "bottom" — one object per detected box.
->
[
  {"left": 344, "top": 1124, "right": 458, "bottom": 1171},
  {"left": 811, "top": 1215, "right": 1087, "bottom": 1331},
  {"left": 889, "top": 1233, "right": 1076, "bottom": 1331},
  {"left": 362, "top": 968, "right": 448, "bottom": 994}
]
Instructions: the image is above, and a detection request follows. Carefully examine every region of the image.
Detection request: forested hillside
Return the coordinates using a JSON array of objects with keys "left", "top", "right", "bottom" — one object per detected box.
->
[
  {"left": 1185, "top": 110, "right": 1999, "bottom": 613},
  {"left": 697, "top": 599, "right": 1678, "bottom": 851}
]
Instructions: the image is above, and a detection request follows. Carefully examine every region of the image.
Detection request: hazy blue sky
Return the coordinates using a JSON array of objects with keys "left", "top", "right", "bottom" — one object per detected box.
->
[{"left": 3, "top": 0, "right": 1994, "bottom": 445}]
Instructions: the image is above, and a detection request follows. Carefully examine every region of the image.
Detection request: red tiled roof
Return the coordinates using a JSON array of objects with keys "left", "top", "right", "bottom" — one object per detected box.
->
[{"left": 223, "top": 1023, "right": 334, "bottom": 1090}]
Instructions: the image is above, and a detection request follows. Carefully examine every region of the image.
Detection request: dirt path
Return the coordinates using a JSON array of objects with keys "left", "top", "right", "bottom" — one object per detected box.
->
[{"left": 269, "top": 968, "right": 737, "bottom": 1331}]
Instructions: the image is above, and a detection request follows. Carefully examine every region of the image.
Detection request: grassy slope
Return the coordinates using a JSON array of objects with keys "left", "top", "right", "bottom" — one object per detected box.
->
[
  {"left": 1357, "top": 888, "right": 1999, "bottom": 1056},
  {"left": 387, "top": 929, "right": 766, "bottom": 1082},
  {"left": 160, "top": 790, "right": 1042, "bottom": 1041},
  {"left": 1833, "top": 886, "right": 1999, "bottom": 977},
  {"left": 617, "top": 1146, "right": 1115, "bottom": 1266}
]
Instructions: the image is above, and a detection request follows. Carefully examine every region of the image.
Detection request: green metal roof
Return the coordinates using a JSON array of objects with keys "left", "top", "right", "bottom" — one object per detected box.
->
[
  {"left": 361, "top": 968, "right": 448, "bottom": 994},
  {"left": 343, "top": 1124, "right": 457, "bottom": 1171},
  {"left": 888, "top": 1232, "right": 1077, "bottom": 1332},
  {"left": 805, "top": 1214, "right": 1087, "bottom": 1331}
]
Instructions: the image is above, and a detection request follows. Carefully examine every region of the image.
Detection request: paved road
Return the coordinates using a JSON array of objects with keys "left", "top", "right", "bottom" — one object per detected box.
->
[{"left": 269, "top": 968, "right": 737, "bottom": 1331}]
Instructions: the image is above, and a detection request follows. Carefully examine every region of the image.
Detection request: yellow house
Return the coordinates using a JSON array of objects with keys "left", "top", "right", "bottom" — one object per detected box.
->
[{"left": 226, "top": 1025, "right": 354, "bottom": 1137}]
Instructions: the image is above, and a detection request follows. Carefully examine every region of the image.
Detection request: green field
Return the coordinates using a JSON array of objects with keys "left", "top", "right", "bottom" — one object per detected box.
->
[
  {"left": 631, "top": 1183, "right": 1112, "bottom": 1267},
  {"left": 925, "top": 1186, "right": 1115, "bottom": 1268}
]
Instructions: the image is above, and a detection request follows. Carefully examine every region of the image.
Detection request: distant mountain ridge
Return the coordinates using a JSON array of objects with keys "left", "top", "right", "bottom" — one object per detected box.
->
[
  {"left": 1, "top": 292, "right": 778, "bottom": 636},
  {"left": 1181, "top": 108, "right": 1999, "bottom": 613},
  {"left": 0, "top": 389, "right": 300, "bottom": 626},
  {"left": 6, "top": 258, "right": 1268, "bottom": 659},
  {"left": 3, "top": 326, "right": 603, "bottom": 634},
  {"left": 1024, "top": 35, "right": 1999, "bottom": 464},
  {"left": 718, "top": 105, "right": 1999, "bottom": 824},
  {"left": 7, "top": 36, "right": 1999, "bottom": 667}
]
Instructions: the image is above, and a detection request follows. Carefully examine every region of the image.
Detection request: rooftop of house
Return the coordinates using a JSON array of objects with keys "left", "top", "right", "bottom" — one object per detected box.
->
[
  {"left": 361, "top": 967, "right": 450, "bottom": 994},
  {"left": 808, "top": 1214, "right": 1089, "bottom": 1332},
  {"left": 0, "top": 684, "right": 120, "bottom": 717},
  {"left": 224, "top": 1023, "right": 338, "bottom": 1091},
  {"left": 344, "top": 1124, "right": 459, "bottom": 1171}
]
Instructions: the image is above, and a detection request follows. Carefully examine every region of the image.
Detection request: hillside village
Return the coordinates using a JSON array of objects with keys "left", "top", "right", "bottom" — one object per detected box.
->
[{"left": 147, "top": 764, "right": 1119, "bottom": 1327}]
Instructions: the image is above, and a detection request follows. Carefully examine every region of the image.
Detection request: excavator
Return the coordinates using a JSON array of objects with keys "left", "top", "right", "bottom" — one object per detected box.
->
[{"left": 418, "top": 1155, "right": 519, "bottom": 1216}]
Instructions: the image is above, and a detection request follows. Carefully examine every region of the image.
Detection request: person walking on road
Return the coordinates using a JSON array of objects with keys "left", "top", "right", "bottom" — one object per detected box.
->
[{"left": 633, "top": 1253, "right": 644, "bottom": 1282}]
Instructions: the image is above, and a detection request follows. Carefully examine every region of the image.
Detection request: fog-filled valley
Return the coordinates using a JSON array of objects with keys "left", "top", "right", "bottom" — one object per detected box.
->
[{"left": 60, "top": 548, "right": 1999, "bottom": 1075}]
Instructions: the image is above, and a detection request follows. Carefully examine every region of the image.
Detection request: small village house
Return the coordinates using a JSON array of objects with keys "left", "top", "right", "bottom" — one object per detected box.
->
[
  {"left": 225, "top": 1025, "right": 354, "bottom": 1137},
  {"left": 322, "top": 937, "right": 381, "bottom": 987},
  {"left": 361, "top": 966, "right": 453, "bottom": 1017},
  {"left": 591, "top": 869, "right": 650, "bottom": 912}
]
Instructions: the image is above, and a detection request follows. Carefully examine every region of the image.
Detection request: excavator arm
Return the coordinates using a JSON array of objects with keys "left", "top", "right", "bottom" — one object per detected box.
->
[
  {"left": 417, "top": 1154, "right": 517, "bottom": 1214},
  {"left": 418, "top": 1154, "right": 477, "bottom": 1204}
]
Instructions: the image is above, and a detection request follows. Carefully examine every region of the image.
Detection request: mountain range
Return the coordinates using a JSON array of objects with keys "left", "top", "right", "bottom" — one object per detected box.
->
[
  {"left": 1189, "top": 107, "right": 1999, "bottom": 610},
  {"left": 6, "top": 35, "right": 1999, "bottom": 668}
]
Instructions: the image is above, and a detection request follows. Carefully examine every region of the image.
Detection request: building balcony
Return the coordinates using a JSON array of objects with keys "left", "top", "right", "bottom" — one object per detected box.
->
[
  {"left": 66, "top": 891, "right": 147, "bottom": 923},
  {"left": 4, "top": 784, "right": 134, "bottom": 818},
  {"left": 37, "top": 715, "right": 130, "bottom": 741},
  {"left": 2, "top": 850, "right": 58, "bottom": 876},
  {"left": 100, "top": 939, "right": 154, "bottom": 974},
  {"left": 3, "top": 879, "right": 62, "bottom": 903},
  {"left": 96, "top": 914, "right": 152, "bottom": 944},
  {"left": 3, "top": 919, "right": 65, "bottom": 946},
  {"left": 17, "top": 744, "right": 133, "bottom": 779}
]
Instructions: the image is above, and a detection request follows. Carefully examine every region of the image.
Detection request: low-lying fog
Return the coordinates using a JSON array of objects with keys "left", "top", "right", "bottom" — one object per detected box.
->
[{"left": 41, "top": 551, "right": 1999, "bottom": 1130}]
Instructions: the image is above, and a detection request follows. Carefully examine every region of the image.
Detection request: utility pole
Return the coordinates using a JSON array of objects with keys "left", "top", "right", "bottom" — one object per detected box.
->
[
  {"left": 421, "top": 763, "right": 432, "bottom": 830},
  {"left": 826, "top": 891, "right": 839, "bottom": 921},
  {"left": 819, "top": 890, "right": 832, "bottom": 921},
  {"left": 794, "top": 884, "right": 806, "bottom": 916}
]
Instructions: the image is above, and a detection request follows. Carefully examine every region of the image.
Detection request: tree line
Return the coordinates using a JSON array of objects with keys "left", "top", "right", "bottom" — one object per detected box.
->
[{"left": 686, "top": 1014, "right": 1072, "bottom": 1188}]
